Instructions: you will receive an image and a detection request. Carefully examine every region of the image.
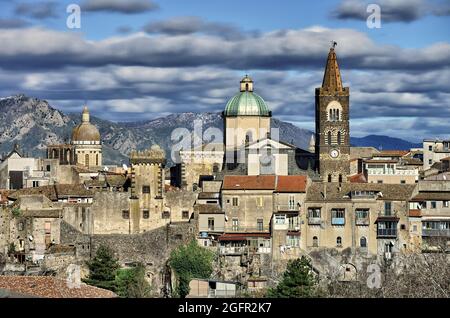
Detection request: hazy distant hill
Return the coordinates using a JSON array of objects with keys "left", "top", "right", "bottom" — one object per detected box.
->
[{"left": 0, "top": 95, "right": 421, "bottom": 166}]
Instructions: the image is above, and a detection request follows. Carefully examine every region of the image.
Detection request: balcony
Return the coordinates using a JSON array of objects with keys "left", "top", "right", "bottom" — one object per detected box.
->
[
  {"left": 228, "top": 226, "right": 270, "bottom": 233},
  {"left": 308, "top": 217, "right": 321, "bottom": 225},
  {"left": 422, "top": 229, "right": 450, "bottom": 237},
  {"left": 378, "top": 210, "right": 398, "bottom": 217},
  {"left": 218, "top": 246, "right": 271, "bottom": 255},
  {"left": 331, "top": 217, "right": 345, "bottom": 225},
  {"left": 356, "top": 218, "right": 370, "bottom": 226},
  {"left": 377, "top": 228, "right": 397, "bottom": 238},
  {"left": 276, "top": 205, "right": 298, "bottom": 212}
]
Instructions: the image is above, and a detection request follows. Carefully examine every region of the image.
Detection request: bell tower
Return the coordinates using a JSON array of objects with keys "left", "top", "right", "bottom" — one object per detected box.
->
[{"left": 315, "top": 45, "right": 350, "bottom": 183}]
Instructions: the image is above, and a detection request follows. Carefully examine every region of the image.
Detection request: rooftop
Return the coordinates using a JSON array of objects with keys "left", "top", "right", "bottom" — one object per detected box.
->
[{"left": 8, "top": 184, "right": 93, "bottom": 201}]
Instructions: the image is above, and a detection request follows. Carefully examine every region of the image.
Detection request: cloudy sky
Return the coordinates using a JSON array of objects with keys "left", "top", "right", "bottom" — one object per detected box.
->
[{"left": 0, "top": 0, "right": 449, "bottom": 142}]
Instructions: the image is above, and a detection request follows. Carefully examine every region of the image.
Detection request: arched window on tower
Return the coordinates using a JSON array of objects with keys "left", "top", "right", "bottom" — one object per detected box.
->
[
  {"left": 360, "top": 236, "right": 367, "bottom": 248},
  {"left": 313, "top": 236, "right": 318, "bottom": 247},
  {"left": 339, "top": 174, "right": 343, "bottom": 183},
  {"left": 337, "top": 131, "right": 342, "bottom": 145},
  {"left": 85, "top": 154, "right": 89, "bottom": 167},
  {"left": 336, "top": 109, "right": 340, "bottom": 121},
  {"left": 96, "top": 154, "right": 99, "bottom": 166},
  {"left": 328, "top": 174, "right": 332, "bottom": 183},
  {"left": 327, "top": 131, "right": 332, "bottom": 145},
  {"left": 336, "top": 236, "right": 342, "bottom": 247}
]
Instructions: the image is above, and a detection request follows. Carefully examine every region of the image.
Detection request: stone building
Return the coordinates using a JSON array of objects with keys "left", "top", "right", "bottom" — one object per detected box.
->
[
  {"left": 315, "top": 47, "right": 351, "bottom": 183},
  {"left": 47, "top": 106, "right": 102, "bottom": 169},
  {"left": 423, "top": 139, "right": 450, "bottom": 170}
]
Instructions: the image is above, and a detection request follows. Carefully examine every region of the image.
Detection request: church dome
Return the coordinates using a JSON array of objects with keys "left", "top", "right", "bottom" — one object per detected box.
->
[
  {"left": 224, "top": 76, "right": 271, "bottom": 117},
  {"left": 71, "top": 106, "right": 101, "bottom": 143}
]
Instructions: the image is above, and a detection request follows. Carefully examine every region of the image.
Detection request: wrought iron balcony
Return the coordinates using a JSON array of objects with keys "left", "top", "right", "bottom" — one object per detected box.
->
[
  {"left": 308, "top": 217, "right": 321, "bottom": 225},
  {"left": 422, "top": 229, "right": 450, "bottom": 237},
  {"left": 355, "top": 218, "right": 370, "bottom": 226}
]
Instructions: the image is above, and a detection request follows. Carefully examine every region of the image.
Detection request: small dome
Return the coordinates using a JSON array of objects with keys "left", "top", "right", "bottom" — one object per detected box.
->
[
  {"left": 224, "top": 75, "right": 271, "bottom": 117},
  {"left": 71, "top": 106, "right": 100, "bottom": 142}
]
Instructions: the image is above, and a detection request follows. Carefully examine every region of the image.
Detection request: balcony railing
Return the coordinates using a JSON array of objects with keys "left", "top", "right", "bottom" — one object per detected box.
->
[
  {"left": 331, "top": 217, "right": 345, "bottom": 225},
  {"left": 422, "top": 229, "right": 450, "bottom": 237},
  {"left": 355, "top": 218, "right": 370, "bottom": 226},
  {"left": 276, "top": 205, "right": 298, "bottom": 212},
  {"left": 377, "top": 228, "right": 397, "bottom": 238},
  {"left": 377, "top": 211, "right": 398, "bottom": 218},
  {"left": 228, "top": 226, "right": 270, "bottom": 233},
  {"left": 219, "top": 246, "right": 271, "bottom": 255},
  {"left": 308, "top": 217, "right": 321, "bottom": 225}
]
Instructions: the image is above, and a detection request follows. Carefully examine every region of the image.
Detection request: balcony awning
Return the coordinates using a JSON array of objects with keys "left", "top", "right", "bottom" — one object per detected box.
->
[
  {"left": 375, "top": 216, "right": 400, "bottom": 222},
  {"left": 218, "top": 233, "right": 271, "bottom": 241}
]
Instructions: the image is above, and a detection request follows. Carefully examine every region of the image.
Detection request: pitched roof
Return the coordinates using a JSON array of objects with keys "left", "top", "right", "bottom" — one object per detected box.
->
[
  {"left": 275, "top": 176, "right": 307, "bottom": 193},
  {"left": 0, "top": 276, "right": 117, "bottom": 298},
  {"left": 223, "top": 175, "right": 276, "bottom": 190},
  {"left": 409, "top": 209, "right": 422, "bottom": 217},
  {"left": 306, "top": 182, "right": 416, "bottom": 202},
  {"left": 321, "top": 48, "right": 344, "bottom": 92},
  {"left": 411, "top": 192, "right": 450, "bottom": 201},
  {"left": 348, "top": 173, "right": 367, "bottom": 183},
  {"left": 377, "top": 150, "right": 409, "bottom": 157},
  {"left": 8, "top": 184, "right": 93, "bottom": 201}
]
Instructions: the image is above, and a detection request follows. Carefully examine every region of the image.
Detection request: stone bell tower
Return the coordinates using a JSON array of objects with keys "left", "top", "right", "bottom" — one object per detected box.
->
[{"left": 315, "top": 45, "right": 350, "bottom": 183}]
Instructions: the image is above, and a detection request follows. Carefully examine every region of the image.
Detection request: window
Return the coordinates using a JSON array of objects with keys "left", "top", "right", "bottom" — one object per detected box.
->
[
  {"left": 337, "top": 131, "right": 342, "bottom": 145},
  {"left": 208, "top": 218, "right": 215, "bottom": 231},
  {"left": 46, "top": 165, "right": 51, "bottom": 172},
  {"left": 328, "top": 174, "right": 332, "bottom": 183},
  {"left": 360, "top": 236, "right": 367, "bottom": 248},
  {"left": 182, "top": 211, "right": 189, "bottom": 219},
  {"left": 377, "top": 180, "right": 383, "bottom": 184},
  {"left": 257, "top": 197, "right": 263, "bottom": 207},
  {"left": 400, "top": 180, "right": 406, "bottom": 184},
  {"left": 327, "top": 131, "right": 332, "bottom": 145},
  {"left": 428, "top": 145, "right": 432, "bottom": 151},
  {"left": 428, "top": 159, "right": 432, "bottom": 164},
  {"left": 444, "top": 201, "right": 449, "bottom": 208},
  {"left": 413, "top": 225, "right": 417, "bottom": 232},
  {"left": 232, "top": 197, "right": 239, "bottom": 206},
  {"left": 85, "top": 154, "right": 89, "bottom": 167},
  {"left": 32, "top": 181, "right": 39, "bottom": 187},
  {"left": 431, "top": 201, "right": 437, "bottom": 209},
  {"left": 288, "top": 195, "right": 295, "bottom": 210},
  {"left": 18, "top": 222, "right": 24, "bottom": 231},
  {"left": 122, "top": 210, "right": 129, "bottom": 219},
  {"left": 162, "top": 211, "right": 170, "bottom": 219},
  {"left": 338, "top": 174, "right": 343, "bottom": 183},
  {"left": 308, "top": 208, "right": 321, "bottom": 218},
  {"left": 384, "top": 202, "right": 392, "bottom": 216},
  {"left": 232, "top": 218, "right": 239, "bottom": 231},
  {"left": 143, "top": 210, "right": 149, "bottom": 219},
  {"left": 142, "top": 185, "right": 150, "bottom": 194},
  {"left": 336, "top": 236, "right": 342, "bottom": 247},
  {"left": 384, "top": 243, "right": 393, "bottom": 253},
  {"left": 287, "top": 235, "right": 299, "bottom": 247},
  {"left": 312, "top": 236, "right": 318, "bottom": 247},
  {"left": 331, "top": 208, "right": 345, "bottom": 225},
  {"left": 275, "top": 215, "right": 286, "bottom": 224},
  {"left": 356, "top": 209, "right": 369, "bottom": 219},
  {"left": 257, "top": 219, "right": 264, "bottom": 231}
]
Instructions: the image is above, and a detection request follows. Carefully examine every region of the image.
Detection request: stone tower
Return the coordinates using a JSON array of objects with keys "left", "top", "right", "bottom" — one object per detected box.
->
[{"left": 315, "top": 46, "right": 350, "bottom": 183}]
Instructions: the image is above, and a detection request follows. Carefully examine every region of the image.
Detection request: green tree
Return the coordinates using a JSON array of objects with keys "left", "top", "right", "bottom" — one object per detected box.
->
[
  {"left": 169, "top": 240, "right": 214, "bottom": 298},
  {"left": 268, "top": 256, "right": 319, "bottom": 298},
  {"left": 84, "top": 245, "right": 120, "bottom": 291},
  {"left": 116, "top": 263, "right": 153, "bottom": 298}
]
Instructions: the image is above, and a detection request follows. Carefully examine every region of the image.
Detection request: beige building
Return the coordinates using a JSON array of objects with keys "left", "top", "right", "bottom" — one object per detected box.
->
[
  {"left": 423, "top": 139, "right": 450, "bottom": 170},
  {"left": 303, "top": 182, "right": 416, "bottom": 261}
]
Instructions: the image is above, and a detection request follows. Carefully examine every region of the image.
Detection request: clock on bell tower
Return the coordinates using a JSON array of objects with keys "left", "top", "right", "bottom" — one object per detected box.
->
[{"left": 315, "top": 45, "right": 350, "bottom": 183}]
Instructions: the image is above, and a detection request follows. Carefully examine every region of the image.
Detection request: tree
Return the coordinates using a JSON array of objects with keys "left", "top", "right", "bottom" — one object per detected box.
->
[
  {"left": 169, "top": 240, "right": 214, "bottom": 298},
  {"left": 84, "top": 245, "right": 120, "bottom": 291},
  {"left": 116, "top": 263, "right": 153, "bottom": 298},
  {"left": 268, "top": 256, "right": 320, "bottom": 298}
]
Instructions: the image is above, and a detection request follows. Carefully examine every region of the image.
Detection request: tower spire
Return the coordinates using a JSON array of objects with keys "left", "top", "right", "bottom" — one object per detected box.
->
[{"left": 321, "top": 45, "right": 343, "bottom": 92}]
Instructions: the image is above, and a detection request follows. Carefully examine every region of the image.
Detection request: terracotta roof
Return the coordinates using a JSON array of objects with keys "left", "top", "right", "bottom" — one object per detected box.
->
[
  {"left": 441, "top": 157, "right": 450, "bottom": 161},
  {"left": 275, "top": 176, "right": 307, "bottom": 193},
  {"left": 348, "top": 173, "right": 367, "bottom": 183},
  {"left": 306, "top": 182, "right": 416, "bottom": 202},
  {"left": 223, "top": 175, "right": 276, "bottom": 190},
  {"left": 8, "top": 184, "right": 93, "bottom": 201},
  {"left": 409, "top": 209, "right": 422, "bottom": 217},
  {"left": 0, "top": 276, "right": 117, "bottom": 298},
  {"left": 365, "top": 159, "right": 398, "bottom": 164}
]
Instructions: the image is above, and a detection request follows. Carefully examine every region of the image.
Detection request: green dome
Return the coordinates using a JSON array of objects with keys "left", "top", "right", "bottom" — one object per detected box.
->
[{"left": 224, "top": 91, "right": 271, "bottom": 117}]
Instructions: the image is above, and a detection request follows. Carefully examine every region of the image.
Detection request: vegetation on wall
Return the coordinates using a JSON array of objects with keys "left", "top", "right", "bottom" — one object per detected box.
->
[
  {"left": 84, "top": 245, "right": 120, "bottom": 291},
  {"left": 169, "top": 239, "right": 215, "bottom": 298},
  {"left": 115, "top": 263, "right": 153, "bottom": 298}
]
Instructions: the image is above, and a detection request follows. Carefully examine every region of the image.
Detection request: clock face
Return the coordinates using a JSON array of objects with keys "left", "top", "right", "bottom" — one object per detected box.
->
[{"left": 330, "top": 149, "right": 339, "bottom": 158}]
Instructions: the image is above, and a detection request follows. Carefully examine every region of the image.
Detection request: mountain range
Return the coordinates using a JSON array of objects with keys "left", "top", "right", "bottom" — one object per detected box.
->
[{"left": 0, "top": 95, "right": 421, "bottom": 166}]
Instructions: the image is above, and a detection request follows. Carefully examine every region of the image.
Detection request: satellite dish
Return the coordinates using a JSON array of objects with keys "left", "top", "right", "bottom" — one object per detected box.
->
[
  {"left": 225, "top": 215, "right": 229, "bottom": 222},
  {"left": 103, "top": 166, "right": 109, "bottom": 171},
  {"left": 122, "top": 164, "right": 128, "bottom": 171}
]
